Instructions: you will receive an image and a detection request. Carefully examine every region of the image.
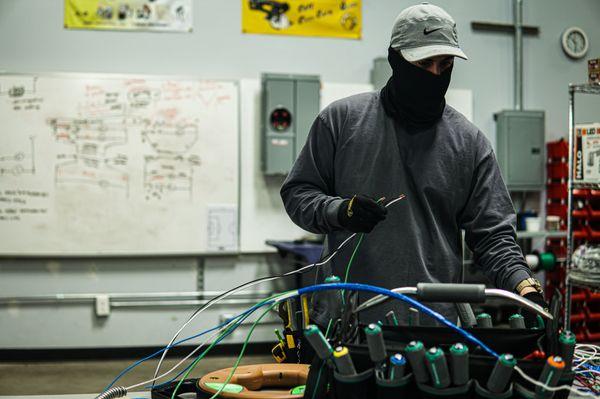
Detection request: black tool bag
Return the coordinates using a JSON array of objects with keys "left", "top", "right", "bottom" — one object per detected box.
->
[
  {"left": 303, "top": 290, "right": 574, "bottom": 399},
  {"left": 303, "top": 325, "right": 574, "bottom": 399}
]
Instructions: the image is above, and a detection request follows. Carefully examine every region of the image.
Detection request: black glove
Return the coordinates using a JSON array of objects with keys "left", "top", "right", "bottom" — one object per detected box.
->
[
  {"left": 522, "top": 291, "right": 549, "bottom": 328},
  {"left": 337, "top": 195, "right": 387, "bottom": 233}
]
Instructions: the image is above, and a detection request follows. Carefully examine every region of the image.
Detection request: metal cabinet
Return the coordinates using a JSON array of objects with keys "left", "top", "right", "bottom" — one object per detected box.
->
[
  {"left": 495, "top": 110, "right": 545, "bottom": 191},
  {"left": 261, "top": 73, "right": 320, "bottom": 175}
]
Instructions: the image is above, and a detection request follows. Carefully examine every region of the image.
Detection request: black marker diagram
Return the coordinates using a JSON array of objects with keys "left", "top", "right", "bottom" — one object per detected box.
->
[
  {"left": 0, "top": 136, "right": 36, "bottom": 177},
  {"left": 142, "top": 118, "right": 201, "bottom": 200},
  {"left": 48, "top": 117, "right": 129, "bottom": 195},
  {"left": 0, "top": 76, "right": 38, "bottom": 98},
  {"left": 144, "top": 154, "right": 201, "bottom": 200},
  {"left": 127, "top": 86, "right": 161, "bottom": 109}
]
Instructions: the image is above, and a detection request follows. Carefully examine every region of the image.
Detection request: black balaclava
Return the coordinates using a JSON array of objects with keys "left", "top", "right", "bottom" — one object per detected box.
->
[{"left": 381, "top": 46, "right": 453, "bottom": 129}]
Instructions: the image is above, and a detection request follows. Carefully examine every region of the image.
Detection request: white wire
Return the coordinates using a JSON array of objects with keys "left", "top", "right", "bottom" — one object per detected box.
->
[
  {"left": 127, "top": 292, "right": 299, "bottom": 390},
  {"left": 574, "top": 344, "right": 600, "bottom": 372},
  {"left": 126, "top": 321, "right": 224, "bottom": 390},
  {"left": 514, "top": 365, "right": 598, "bottom": 398},
  {"left": 150, "top": 195, "right": 406, "bottom": 384}
]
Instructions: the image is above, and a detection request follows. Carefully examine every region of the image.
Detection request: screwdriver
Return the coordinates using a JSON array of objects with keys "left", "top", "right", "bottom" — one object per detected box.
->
[
  {"left": 405, "top": 340, "right": 429, "bottom": 384},
  {"left": 333, "top": 346, "right": 357, "bottom": 376},
  {"left": 425, "top": 347, "right": 451, "bottom": 389},
  {"left": 509, "top": 314, "right": 525, "bottom": 329},
  {"left": 535, "top": 356, "right": 565, "bottom": 398},
  {"left": 365, "top": 323, "right": 387, "bottom": 365},
  {"left": 558, "top": 330, "right": 576, "bottom": 371},
  {"left": 487, "top": 353, "right": 516, "bottom": 393},
  {"left": 449, "top": 343, "right": 469, "bottom": 386},
  {"left": 303, "top": 325, "right": 332, "bottom": 361},
  {"left": 389, "top": 353, "right": 406, "bottom": 382},
  {"left": 476, "top": 313, "right": 493, "bottom": 328}
]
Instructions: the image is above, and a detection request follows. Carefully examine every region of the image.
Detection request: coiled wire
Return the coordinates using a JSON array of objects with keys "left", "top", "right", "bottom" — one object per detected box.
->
[
  {"left": 571, "top": 244, "right": 600, "bottom": 286},
  {"left": 95, "top": 386, "right": 127, "bottom": 399}
]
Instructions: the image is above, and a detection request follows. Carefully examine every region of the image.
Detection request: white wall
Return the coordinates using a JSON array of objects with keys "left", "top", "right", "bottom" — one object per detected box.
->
[
  {"left": 1, "top": 0, "right": 599, "bottom": 139},
  {"left": 0, "top": 0, "right": 599, "bottom": 349}
]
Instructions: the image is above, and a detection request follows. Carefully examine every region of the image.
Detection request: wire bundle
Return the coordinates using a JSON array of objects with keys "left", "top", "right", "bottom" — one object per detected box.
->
[
  {"left": 571, "top": 244, "right": 600, "bottom": 286},
  {"left": 94, "top": 193, "right": 597, "bottom": 399},
  {"left": 572, "top": 344, "right": 600, "bottom": 395}
]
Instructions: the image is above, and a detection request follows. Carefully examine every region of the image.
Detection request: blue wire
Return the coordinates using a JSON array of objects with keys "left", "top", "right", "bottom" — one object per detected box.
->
[
  {"left": 106, "top": 282, "right": 501, "bottom": 394},
  {"left": 577, "top": 363, "right": 600, "bottom": 372},
  {"left": 146, "top": 303, "right": 263, "bottom": 389},
  {"left": 103, "top": 300, "right": 272, "bottom": 392},
  {"left": 297, "top": 282, "right": 501, "bottom": 358}
]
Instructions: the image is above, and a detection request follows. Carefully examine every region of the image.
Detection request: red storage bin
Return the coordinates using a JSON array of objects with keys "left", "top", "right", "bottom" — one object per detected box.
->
[
  {"left": 587, "top": 292, "right": 600, "bottom": 302},
  {"left": 572, "top": 290, "right": 587, "bottom": 302},
  {"left": 547, "top": 183, "right": 568, "bottom": 198},
  {"left": 588, "top": 222, "right": 600, "bottom": 240},
  {"left": 585, "top": 308, "right": 600, "bottom": 322},
  {"left": 573, "top": 189, "right": 590, "bottom": 199},
  {"left": 571, "top": 312, "right": 586, "bottom": 323},
  {"left": 573, "top": 227, "right": 590, "bottom": 240},
  {"left": 547, "top": 163, "right": 569, "bottom": 180},
  {"left": 589, "top": 207, "right": 600, "bottom": 220},
  {"left": 546, "top": 240, "right": 567, "bottom": 258},
  {"left": 572, "top": 207, "right": 590, "bottom": 219},
  {"left": 546, "top": 202, "right": 567, "bottom": 218},
  {"left": 547, "top": 139, "right": 569, "bottom": 159},
  {"left": 585, "top": 323, "right": 600, "bottom": 342}
]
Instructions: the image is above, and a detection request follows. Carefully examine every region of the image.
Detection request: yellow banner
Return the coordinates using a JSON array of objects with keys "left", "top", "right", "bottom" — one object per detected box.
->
[
  {"left": 64, "top": 0, "right": 193, "bottom": 32},
  {"left": 242, "top": 0, "right": 361, "bottom": 39}
]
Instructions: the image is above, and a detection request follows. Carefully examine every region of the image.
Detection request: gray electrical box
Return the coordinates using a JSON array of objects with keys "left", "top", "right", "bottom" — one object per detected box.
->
[
  {"left": 495, "top": 110, "right": 545, "bottom": 191},
  {"left": 261, "top": 73, "right": 320, "bottom": 175},
  {"left": 371, "top": 57, "right": 392, "bottom": 91}
]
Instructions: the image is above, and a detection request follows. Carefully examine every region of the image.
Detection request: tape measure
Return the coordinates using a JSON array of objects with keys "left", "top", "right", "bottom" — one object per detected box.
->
[{"left": 198, "top": 363, "right": 309, "bottom": 398}]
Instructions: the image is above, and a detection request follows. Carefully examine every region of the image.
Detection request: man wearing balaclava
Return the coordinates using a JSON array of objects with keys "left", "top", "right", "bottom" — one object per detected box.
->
[{"left": 281, "top": 3, "right": 547, "bottom": 327}]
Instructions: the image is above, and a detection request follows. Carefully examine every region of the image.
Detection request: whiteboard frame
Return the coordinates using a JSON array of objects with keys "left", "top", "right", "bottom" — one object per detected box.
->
[{"left": 0, "top": 71, "right": 242, "bottom": 258}]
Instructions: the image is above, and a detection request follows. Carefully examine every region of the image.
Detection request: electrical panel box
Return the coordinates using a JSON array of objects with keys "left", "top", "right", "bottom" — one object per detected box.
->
[
  {"left": 261, "top": 73, "right": 320, "bottom": 175},
  {"left": 495, "top": 110, "right": 545, "bottom": 191},
  {"left": 371, "top": 57, "right": 392, "bottom": 91}
]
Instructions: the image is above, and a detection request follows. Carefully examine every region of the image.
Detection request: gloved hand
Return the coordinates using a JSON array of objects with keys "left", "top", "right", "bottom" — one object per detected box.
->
[
  {"left": 522, "top": 291, "right": 549, "bottom": 328},
  {"left": 337, "top": 195, "right": 387, "bottom": 233}
]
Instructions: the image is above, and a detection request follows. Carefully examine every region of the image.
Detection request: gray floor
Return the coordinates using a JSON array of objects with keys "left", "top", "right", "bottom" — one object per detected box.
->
[{"left": 0, "top": 355, "right": 273, "bottom": 396}]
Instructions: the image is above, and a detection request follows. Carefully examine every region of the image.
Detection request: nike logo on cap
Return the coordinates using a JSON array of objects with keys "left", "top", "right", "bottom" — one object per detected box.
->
[{"left": 423, "top": 27, "right": 442, "bottom": 35}]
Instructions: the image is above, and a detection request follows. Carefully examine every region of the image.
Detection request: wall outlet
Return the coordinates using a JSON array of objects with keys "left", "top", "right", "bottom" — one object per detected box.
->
[{"left": 95, "top": 295, "right": 110, "bottom": 317}]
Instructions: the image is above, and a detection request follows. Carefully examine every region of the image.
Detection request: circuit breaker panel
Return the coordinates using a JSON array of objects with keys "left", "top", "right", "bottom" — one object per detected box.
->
[
  {"left": 261, "top": 73, "right": 320, "bottom": 175},
  {"left": 495, "top": 110, "right": 545, "bottom": 191}
]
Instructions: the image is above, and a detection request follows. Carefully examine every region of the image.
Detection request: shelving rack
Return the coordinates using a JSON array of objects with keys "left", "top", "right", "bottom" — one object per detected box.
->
[{"left": 565, "top": 83, "right": 600, "bottom": 331}]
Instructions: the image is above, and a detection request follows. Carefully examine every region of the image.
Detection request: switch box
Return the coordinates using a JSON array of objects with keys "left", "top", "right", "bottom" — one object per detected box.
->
[
  {"left": 95, "top": 294, "right": 110, "bottom": 317},
  {"left": 261, "top": 73, "right": 320, "bottom": 175},
  {"left": 495, "top": 110, "right": 545, "bottom": 191}
]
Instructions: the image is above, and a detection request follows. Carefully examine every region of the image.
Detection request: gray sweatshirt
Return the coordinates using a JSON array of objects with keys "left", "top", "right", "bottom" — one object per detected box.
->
[{"left": 280, "top": 91, "right": 532, "bottom": 325}]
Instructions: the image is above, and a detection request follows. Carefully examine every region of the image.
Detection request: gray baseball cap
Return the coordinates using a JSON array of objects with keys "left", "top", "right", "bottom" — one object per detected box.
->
[{"left": 390, "top": 2, "right": 467, "bottom": 62}]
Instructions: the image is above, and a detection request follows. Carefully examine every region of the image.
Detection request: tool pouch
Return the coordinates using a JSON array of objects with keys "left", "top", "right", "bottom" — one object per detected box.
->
[
  {"left": 374, "top": 372, "right": 413, "bottom": 399},
  {"left": 417, "top": 379, "right": 473, "bottom": 399},
  {"left": 474, "top": 380, "right": 513, "bottom": 399},
  {"left": 332, "top": 368, "right": 374, "bottom": 399},
  {"left": 514, "top": 382, "right": 535, "bottom": 399}
]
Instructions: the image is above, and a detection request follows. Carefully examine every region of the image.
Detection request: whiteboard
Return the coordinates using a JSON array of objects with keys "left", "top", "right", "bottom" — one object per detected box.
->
[{"left": 0, "top": 73, "right": 239, "bottom": 255}]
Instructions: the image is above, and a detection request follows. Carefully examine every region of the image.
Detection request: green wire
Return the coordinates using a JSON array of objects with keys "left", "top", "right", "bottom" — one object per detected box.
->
[
  {"left": 169, "top": 309, "right": 248, "bottom": 399},
  {"left": 207, "top": 301, "right": 279, "bottom": 399},
  {"left": 170, "top": 293, "right": 285, "bottom": 399},
  {"left": 343, "top": 233, "right": 364, "bottom": 284},
  {"left": 341, "top": 198, "right": 383, "bottom": 302},
  {"left": 341, "top": 233, "right": 365, "bottom": 305}
]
